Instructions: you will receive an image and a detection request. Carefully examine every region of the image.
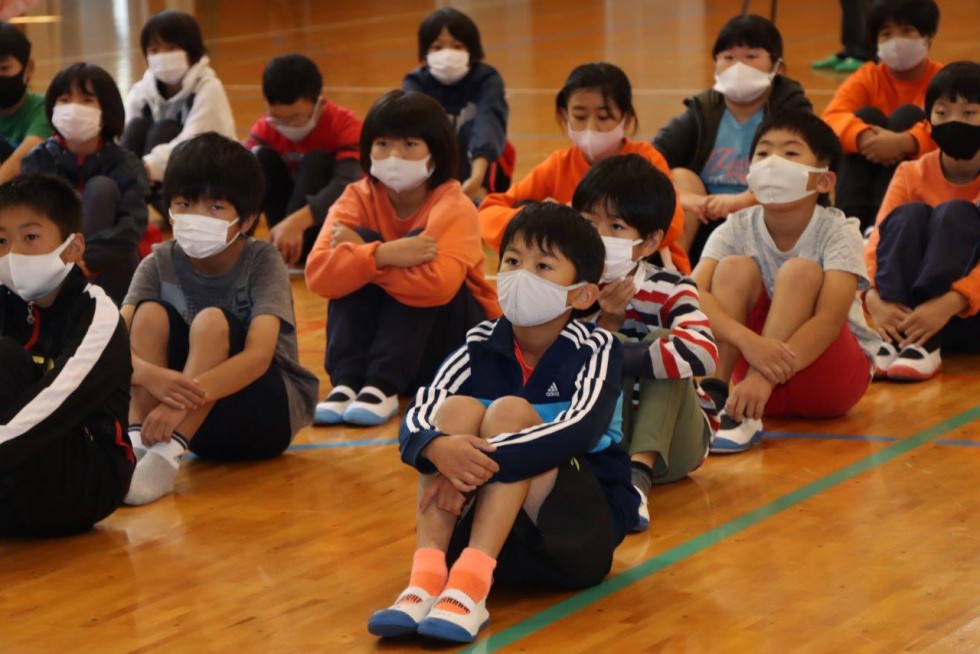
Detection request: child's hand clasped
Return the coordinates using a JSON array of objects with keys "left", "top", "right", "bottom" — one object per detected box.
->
[
  {"left": 596, "top": 278, "right": 634, "bottom": 332},
  {"left": 743, "top": 333, "right": 796, "bottom": 385},
  {"left": 330, "top": 224, "right": 366, "bottom": 248},
  {"left": 140, "top": 365, "right": 206, "bottom": 410},
  {"left": 423, "top": 434, "right": 498, "bottom": 493},
  {"left": 419, "top": 474, "right": 467, "bottom": 516}
]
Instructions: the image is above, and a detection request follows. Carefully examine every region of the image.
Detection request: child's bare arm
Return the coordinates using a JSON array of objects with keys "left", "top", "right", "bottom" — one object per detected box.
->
[
  {"left": 192, "top": 314, "right": 280, "bottom": 401},
  {"left": 782, "top": 270, "right": 857, "bottom": 371}
]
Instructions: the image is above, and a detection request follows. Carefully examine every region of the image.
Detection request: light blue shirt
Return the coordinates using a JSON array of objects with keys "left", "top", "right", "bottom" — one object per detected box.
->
[{"left": 700, "top": 108, "right": 764, "bottom": 195}]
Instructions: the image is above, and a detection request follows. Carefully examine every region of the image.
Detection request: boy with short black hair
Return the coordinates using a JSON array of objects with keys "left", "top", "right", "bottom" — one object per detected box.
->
[
  {"left": 120, "top": 133, "right": 318, "bottom": 505},
  {"left": 368, "top": 202, "right": 637, "bottom": 644},
  {"left": 693, "top": 111, "right": 880, "bottom": 453},
  {"left": 864, "top": 61, "right": 980, "bottom": 380},
  {"left": 0, "top": 173, "right": 134, "bottom": 536},
  {"left": 574, "top": 153, "right": 719, "bottom": 531},
  {"left": 244, "top": 54, "right": 363, "bottom": 266},
  {"left": 0, "top": 23, "right": 51, "bottom": 184},
  {"left": 822, "top": 0, "right": 942, "bottom": 230}
]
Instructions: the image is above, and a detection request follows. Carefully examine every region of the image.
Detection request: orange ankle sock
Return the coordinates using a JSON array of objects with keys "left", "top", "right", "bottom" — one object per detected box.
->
[
  {"left": 405, "top": 548, "right": 447, "bottom": 602},
  {"left": 436, "top": 547, "right": 497, "bottom": 615}
]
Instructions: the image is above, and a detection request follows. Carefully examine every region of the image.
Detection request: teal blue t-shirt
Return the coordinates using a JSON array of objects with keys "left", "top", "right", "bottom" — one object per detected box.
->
[{"left": 699, "top": 108, "right": 764, "bottom": 195}]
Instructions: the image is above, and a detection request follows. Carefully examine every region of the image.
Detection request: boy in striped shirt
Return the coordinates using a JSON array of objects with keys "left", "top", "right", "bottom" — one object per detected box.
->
[{"left": 574, "top": 154, "right": 719, "bottom": 532}]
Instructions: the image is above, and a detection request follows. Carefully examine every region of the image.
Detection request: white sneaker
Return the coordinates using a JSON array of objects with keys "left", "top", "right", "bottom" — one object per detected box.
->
[
  {"left": 710, "top": 412, "right": 764, "bottom": 454},
  {"left": 343, "top": 386, "right": 400, "bottom": 426},
  {"left": 887, "top": 345, "right": 942, "bottom": 381},
  {"left": 367, "top": 585, "right": 437, "bottom": 638},
  {"left": 631, "top": 485, "right": 650, "bottom": 532},
  {"left": 874, "top": 342, "right": 900, "bottom": 379},
  {"left": 417, "top": 588, "right": 490, "bottom": 643},
  {"left": 313, "top": 385, "right": 356, "bottom": 425}
]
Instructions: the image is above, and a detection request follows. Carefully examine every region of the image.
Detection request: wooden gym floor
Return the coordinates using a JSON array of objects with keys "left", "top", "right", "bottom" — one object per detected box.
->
[{"left": 2, "top": 1, "right": 980, "bottom": 651}]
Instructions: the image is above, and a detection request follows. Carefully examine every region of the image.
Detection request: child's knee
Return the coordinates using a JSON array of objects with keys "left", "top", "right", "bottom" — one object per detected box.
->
[
  {"left": 855, "top": 106, "right": 888, "bottom": 127},
  {"left": 714, "top": 255, "right": 761, "bottom": 286},
  {"left": 481, "top": 396, "right": 540, "bottom": 437},
  {"left": 933, "top": 199, "right": 980, "bottom": 230},
  {"left": 774, "top": 258, "right": 822, "bottom": 291},
  {"left": 433, "top": 395, "right": 486, "bottom": 430},
  {"left": 188, "top": 307, "right": 231, "bottom": 347},
  {"left": 83, "top": 175, "right": 120, "bottom": 202},
  {"left": 132, "top": 300, "right": 170, "bottom": 332}
]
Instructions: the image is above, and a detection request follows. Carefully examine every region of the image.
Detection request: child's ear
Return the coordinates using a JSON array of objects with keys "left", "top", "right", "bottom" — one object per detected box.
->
[
  {"left": 811, "top": 170, "right": 837, "bottom": 194},
  {"left": 774, "top": 58, "right": 786, "bottom": 76},
  {"left": 63, "top": 232, "right": 85, "bottom": 264},
  {"left": 637, "top": 229, "right": 664, "bottom": 258},
  {"left": 568, "top": 282, "right": 599, "bottom": 310},
  {"left": 24, "top": 58, "right": 34, "bottom": 83},
  {"left": 241, "top": 213, "right": 260, "bottom": 234},
  {"left": 624, "top": 113, "right": 638, "bottom": 135}
]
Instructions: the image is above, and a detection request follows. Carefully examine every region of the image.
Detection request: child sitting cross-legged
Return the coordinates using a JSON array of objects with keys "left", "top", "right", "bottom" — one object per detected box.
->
[
  {"left": 120, "top": 133, "right": 319, "bottom": 505},
  {"left": 692, "top": 111, "right": 880, "bottom": 453},
  {"left": 367, "top": 202, "right": 639, "bottom": 643},
  {"left": 573, "top": 153, "right": 719, "bottom": 531}
]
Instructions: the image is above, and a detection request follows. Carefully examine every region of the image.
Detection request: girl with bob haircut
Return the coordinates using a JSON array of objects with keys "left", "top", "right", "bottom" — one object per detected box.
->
[
  {"left": 478, "top": 62, "right": 690, "bottom": 273},
  {"left": 121, "top": 10, "right": 235, "bottom": 190},
  {"left": 403, "top": 7, "right": 512, "bottom": 202},
  {"left": 22, "top": 62, "right": 150, "bottom": 303},
  {"left": 305, "top": 90, "right": 500, "bottom": 427}
]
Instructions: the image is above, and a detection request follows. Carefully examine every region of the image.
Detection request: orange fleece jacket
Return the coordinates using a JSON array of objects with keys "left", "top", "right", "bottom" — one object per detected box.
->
[
  {"left": 822, "top": 59, "right": 942, "bottom": 155},
  {"left": 864, "top": 149, "right": 980, "bottom": 317},
  {"left": 305, "top": 178, "right": 501, "bottom": 318},
  {"left": 477, "top": 140, "right": 690, "bottom": 273}
]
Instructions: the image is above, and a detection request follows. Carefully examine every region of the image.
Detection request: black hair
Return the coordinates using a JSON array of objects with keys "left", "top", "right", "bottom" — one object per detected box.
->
[
  {"left": 712, "top": 14, "right": 783, "bottom": 62},
  {"left": 163, "top": 132, "right": 265, "bottom": 222},
  {"left": 555, "top": 62, "right": 637, "bottom": 132},
  {"left": 572, "top": 153, "right": 676, "bottom": 239},
  {"left": 0, "top": 174, "right": 82, "bottom": 238},
  {"left": 499, "top": 202, "right": 605, "bottom": 285},
  {"left": 262, "top": 54, "right": 323, "bottom": 105},
  {"left": 751, "top": 111, "right": 842, "bottom": 206},
  {"left": 45, "top": 63, "right": 125, "bottom": 140},
  {"left": 867, "top": 0, "right": 940, "bottom": 40},
  {"left": 0, "top": 22, "right": 30, "bottom": 68},
  {"left": 140, "top": 11, "right": 206, "bottom": 64},
  {"left": 360, "top": 90, "right": 458, "bottom": 187},
  {"left": 417, "top": 8, "right": 484, "bottom": 63},
  {"left": 925, "top": 61, "right": 980, "bottom": 115}
]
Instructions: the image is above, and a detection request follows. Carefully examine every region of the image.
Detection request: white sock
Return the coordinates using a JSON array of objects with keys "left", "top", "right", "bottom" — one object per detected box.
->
[
  {"left": 128, "top": 426, "right": 147, "bottom": 462},
  {"left": 123, "top": 433, "right": 188, "bottom": 506}
]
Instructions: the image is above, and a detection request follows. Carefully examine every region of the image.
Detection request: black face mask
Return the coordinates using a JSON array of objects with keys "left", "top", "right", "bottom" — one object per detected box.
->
[
  {"left": 931, "top": 121, "right": 980, "bottom": 161},
  {"left": 0, "top": 71, "right": 26, "bottom": 110}
]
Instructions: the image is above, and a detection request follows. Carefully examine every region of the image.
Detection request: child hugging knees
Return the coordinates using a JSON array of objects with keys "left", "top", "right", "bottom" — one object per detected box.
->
[
  {"left": 693, "top": 111, "right": 881, "bottom": 454},
  {"left": 573, "top": 154, "right": 720, "bottom": 531},
  {"left": 864, "top": 61, "right": 980, "bottom": 380},
  {"left": 120, "top": 133, "right": 318, "bottom": 505},
  {"left": 368, "top": 203, "right": 638, "bottom": 643},
  {"left": 22, "top": 62, "right": 150, "bottom": 305},
  {"left": 0, "top": 174, "right": 134, "bottom": 537},
  {"left": 305, "top": 90, "right": 499, "bottom": 427}
]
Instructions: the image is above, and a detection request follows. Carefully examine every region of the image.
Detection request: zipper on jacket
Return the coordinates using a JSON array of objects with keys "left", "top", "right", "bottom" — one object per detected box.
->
[{"left": 26, "top": 300, "right": 36, "bottom": 324}]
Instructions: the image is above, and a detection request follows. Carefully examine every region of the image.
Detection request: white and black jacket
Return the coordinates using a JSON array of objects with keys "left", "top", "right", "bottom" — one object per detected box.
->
[
  {"left": 0, "top": 269, "right": 133, "bottom": 472},
  {"left": 124, "top": 55, "right": 236, "bottom": 180}
]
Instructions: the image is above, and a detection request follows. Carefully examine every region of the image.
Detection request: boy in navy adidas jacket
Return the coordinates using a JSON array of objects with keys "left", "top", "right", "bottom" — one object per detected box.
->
[
  {"left": 368, "top": 202, "right": 638, "bottom": 644},
  {"left": 0, "top": 174, "right": 134, "bottom": 537}
]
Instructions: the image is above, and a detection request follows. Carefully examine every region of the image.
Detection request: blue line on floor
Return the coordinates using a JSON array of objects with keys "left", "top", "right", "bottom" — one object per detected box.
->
[
  {"left": 288, "top": 438, "right": 398, "bottom": 450},
  {"left": 461, "top": 407, "right": 980, "bottom": 653},
  {"left": 934, "top": 439, "right": 980, "bottom": 447}
]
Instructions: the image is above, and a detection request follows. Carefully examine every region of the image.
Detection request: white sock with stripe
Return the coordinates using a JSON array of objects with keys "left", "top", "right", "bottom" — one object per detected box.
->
[{"left": 124, "top": 433, "right": 188, "bottom": 506}]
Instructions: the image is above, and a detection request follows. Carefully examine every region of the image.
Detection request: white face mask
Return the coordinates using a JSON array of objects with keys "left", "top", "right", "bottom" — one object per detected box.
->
[
  {"left": 426, "top": 48, "right": 470, "bottom": 85},
  {"left": 713, "top": 61, "right": 777, "bottom": 104},
  {"left": 269, "top": 99, "right": 321, "bottom": 142},
  {"left": 600, "top": 235, "right": 642, "bottom": 283},
  {"left": 371, "top": 155, "right": 433, "bottom": 193},
  {"left": 496, "top": 269, "right": 584, "bottom": 327},
  {"left": 877, "top": 37, "right": 928, "bottom": 72},
  {"left": 170, "top": 212, "right": 241, "bottom": 259},
  {"left": 0, "top": 235, "right": 75, "bottom": 301},
  {"left": 148, "top": 50, "right": 190, "bottom": 85},
  {"left": 52, "top": 103, "right": 102, "bottom": 142},
  {"left": 567, "top": 119, "right": 625, "bottom": 161},
  {"left": 747, "top": 155, "right": 828, "bottom": 205}
]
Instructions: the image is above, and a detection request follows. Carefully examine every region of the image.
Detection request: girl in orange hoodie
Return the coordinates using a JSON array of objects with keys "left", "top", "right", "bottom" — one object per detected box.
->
[
  {"left": 305, "top": 90, "right": 499, "bottom": 426},
  {"left": 478, "top": 62, "right": 690, "bottom": 274}
]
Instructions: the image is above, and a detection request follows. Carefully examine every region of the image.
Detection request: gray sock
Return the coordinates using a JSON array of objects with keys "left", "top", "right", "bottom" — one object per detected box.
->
[{"left": 631, "top": 462, "right": 653, "bottom": 496}]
